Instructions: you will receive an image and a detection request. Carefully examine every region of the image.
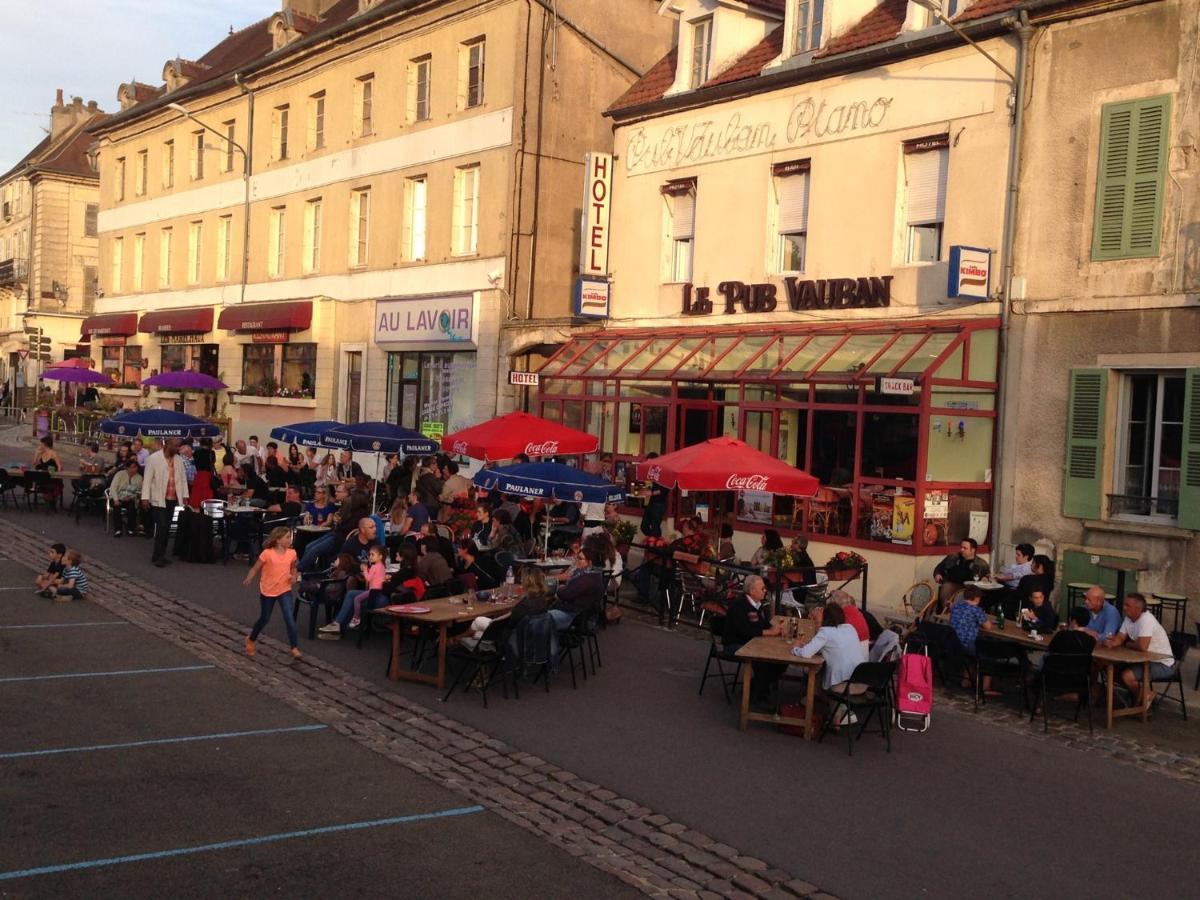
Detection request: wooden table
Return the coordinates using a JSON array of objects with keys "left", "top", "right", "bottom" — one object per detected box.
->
[
  {"left": 1093, "top": 644, "right": 1171, "bottom": 729},
  {"left": 734, "top": 619, "right": 825, "bottom": 739},
  {"left": 377, "top": 593, "right": 520, "bottom": 690},
  {"left": 1097, "top": 558, "right": 1147, "bottom": 601}
]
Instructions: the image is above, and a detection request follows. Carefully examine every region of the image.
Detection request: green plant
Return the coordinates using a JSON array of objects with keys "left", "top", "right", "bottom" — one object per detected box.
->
[
  {"left": 608, "top": 519, "right": 637, "bottom": 546},
  {"left": 764, "top": 547, "right": 798, "bottom": 569}
]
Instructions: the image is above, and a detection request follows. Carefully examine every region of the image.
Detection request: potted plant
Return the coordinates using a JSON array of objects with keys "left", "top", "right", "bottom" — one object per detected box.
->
[
  {"left": 763, "top": 546, "right": 805, "bottom": 586},
  {"left": 824, "top": 550, "right": 867, "bottom": 580},
  {"left": 608, "top": 519, "right": 637, "bottom": 556}
]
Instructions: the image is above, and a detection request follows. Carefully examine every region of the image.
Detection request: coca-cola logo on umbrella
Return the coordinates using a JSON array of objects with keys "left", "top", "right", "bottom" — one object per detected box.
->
[
  {"left": 646, "top": 465, "right": 662, "bottom": 482},
  {"left": 451, "top": 440, "right": 469, "bottom": 454},
  {"left": 726, "top": 474, "right": 770, "bottom": 491},
  {"left": 524, "top": 440, "right": 560, "bottom": 455}
]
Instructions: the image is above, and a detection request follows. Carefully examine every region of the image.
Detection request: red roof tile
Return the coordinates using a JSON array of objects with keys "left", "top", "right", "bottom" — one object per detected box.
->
[
  {"left": 607, "top": 46, "right": 678, "bottom": 113},
  {"left": 37, "top": 117, "right": 109, "bottom": 178},
  {"left": 954, "top": 0, "right": 1023, "bottom": 24},
  {"left": 704, "top": 25, "right": 784, "bottom": 87},
  {"left": 817, "top": 0, "right": 909, "bottom": 57},
  {"left": 128, "top": 82, "right": 161, "bottom": 104}
]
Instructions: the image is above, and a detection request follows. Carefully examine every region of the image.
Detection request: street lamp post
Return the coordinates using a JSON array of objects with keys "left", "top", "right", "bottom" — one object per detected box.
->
[{"left": 911, "top": 0, "right": 1016, "bottom": 83}]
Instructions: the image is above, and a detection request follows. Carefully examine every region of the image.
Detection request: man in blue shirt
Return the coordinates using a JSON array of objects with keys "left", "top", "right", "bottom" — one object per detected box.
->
[{"left": 1081, "top": 585, "right": 1121, "bottom": 641}]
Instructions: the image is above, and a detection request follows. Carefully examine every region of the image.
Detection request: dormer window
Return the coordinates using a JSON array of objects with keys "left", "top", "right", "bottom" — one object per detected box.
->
[
  {"left": 689, "top": 17, "right": 713, "bottom": 88},
  {"left": 795, "top": 0, "right": 825, "bottom": 54}
]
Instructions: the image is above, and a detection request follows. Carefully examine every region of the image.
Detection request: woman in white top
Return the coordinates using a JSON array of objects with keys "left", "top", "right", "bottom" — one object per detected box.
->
[
  {"left": 791, "top": 602, "right": 868, "bottom": 691},
  {"left": 315, "top": 452, "right": 338, "bottom": 488}
]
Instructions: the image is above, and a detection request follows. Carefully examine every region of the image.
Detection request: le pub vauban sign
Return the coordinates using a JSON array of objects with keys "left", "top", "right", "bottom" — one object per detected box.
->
[
  {"left": 622, "top": 54, "right": 996, "bottom": 177},
  {"left": 683, "top": 276, "right": 893, "bottom": 315}
]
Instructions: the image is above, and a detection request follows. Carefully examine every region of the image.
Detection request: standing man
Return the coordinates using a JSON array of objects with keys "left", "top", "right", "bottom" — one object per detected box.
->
[{"left": 141, "top": 437, "right": 189, "bottom": 567}]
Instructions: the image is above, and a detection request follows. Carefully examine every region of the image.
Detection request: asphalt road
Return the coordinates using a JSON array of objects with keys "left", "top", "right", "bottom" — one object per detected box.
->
[
  {"left": 0, "top": 551, "right": 638, "bottom": 900},
  {"left": 2, "top": 469, "right": 1197, "bottom": 898}
]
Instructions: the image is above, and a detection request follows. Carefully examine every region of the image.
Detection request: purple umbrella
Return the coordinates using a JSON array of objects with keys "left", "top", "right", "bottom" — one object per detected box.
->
[
  {"left": 40, "top": 368, "right": 113, "bottom": 384},
  {"left": 142, "top": 371, "right": 227, "bottom": 390}
]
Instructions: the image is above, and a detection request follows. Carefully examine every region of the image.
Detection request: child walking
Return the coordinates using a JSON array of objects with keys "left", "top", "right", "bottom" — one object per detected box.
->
[
  {"left": 53, "top": 550, "right": 90, "bottom": 602},
  {"left": 243, "top": 526, "right": 301, "bottom": 659}
]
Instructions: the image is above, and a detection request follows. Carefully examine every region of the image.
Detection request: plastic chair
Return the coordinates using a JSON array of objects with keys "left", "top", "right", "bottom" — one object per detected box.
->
[
  {"left": 1150, "top": 636, "right": 1188, "bottom": 720},
  {"left": 1029, "top": 652, "right": 1093, "bottom": 734},
  {"left": 818, "top": 661, "right": 898, "bottom": 756},
  {"left": 698, "top": 615, "right": 743, "bottom": 703}
]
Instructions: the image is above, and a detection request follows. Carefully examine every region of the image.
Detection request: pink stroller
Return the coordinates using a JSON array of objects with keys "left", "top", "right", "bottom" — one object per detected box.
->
[{"left": 895, "top": 644, "right": 933, "bottom": 733}]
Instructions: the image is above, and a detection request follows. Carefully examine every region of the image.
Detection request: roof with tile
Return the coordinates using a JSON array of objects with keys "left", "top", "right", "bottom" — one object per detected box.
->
[
  {"left": 703, "top": 25, "right": 785, "bottom": 88},
  {"left": 36, "top": 117, "right": 109, "bottom": 178},
  {"left": 608, "top": 46, "right": 679, "bottom": 113},
  {"left": 817, "top": 0, "right": 910, "bottom": 57}
]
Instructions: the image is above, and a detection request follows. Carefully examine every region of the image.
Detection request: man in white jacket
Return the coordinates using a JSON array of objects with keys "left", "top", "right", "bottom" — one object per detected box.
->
[{"left": 141, "top": 438, "right": 189, "bottom": 567}]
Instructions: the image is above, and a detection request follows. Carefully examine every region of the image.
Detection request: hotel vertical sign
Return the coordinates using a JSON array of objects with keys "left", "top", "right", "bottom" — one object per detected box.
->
[{"left": 579, "top": 152, "right": 613, "bottom": 277}]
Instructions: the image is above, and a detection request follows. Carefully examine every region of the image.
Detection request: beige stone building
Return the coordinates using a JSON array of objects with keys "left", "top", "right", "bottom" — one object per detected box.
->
[
  {"left": 0, "top": 92, "right": 106, "bottom": 400},
  {"left": 1000, "top": 0, "right": 1200, "bottom": 632},
  {"left": 86, "top": 0, "right": 671, "bottom": 438},
  {"left": 536, "top": 0, "right": 1027, "bottom": 603}
]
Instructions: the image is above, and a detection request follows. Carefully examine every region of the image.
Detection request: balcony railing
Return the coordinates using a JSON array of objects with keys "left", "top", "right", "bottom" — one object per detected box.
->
[
  {"left": 0, "top": 257, "right": 29, "bottom": 286},
  {"left": 1107, "top": 493, "right": 1179, "bottom": 519}
]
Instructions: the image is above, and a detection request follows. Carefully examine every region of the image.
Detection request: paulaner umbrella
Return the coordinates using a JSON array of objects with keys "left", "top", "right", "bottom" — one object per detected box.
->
[{"left": 98, "top": 409, "right": 221, "bottom": 439}]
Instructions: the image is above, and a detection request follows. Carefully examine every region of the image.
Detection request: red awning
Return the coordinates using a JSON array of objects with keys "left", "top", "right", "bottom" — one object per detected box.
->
[
  {"left": 217, "top": 300, "right": 312, "bottom": 332},
  {"left": 139, "top": 307, "right": 214, "bottom": 335},
  {"left": 80, "top": 312, "right": 138, "bottom": 338}
]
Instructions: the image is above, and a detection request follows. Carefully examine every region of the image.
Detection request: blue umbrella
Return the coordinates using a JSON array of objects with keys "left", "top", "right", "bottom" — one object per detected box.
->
[
  {"left": 319, "top": 421, "right": 439, "bottom": 456},
  {"left": 98, "top": 409, "right": 221, "bottom": 439},
  {"left": 473, "top": 462, "right": 625, "bottom": 505},
  {"left": 270, "top": 420, "right": 344, "bottom": 448}
]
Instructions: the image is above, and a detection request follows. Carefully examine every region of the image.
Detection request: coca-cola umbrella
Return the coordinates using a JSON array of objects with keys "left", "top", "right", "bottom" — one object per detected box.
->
[
  {"left": 633, "top": 436, "right": 820, "bottom": 497},
  {"left": 441, "top": 411, "right": 599, "bottom": 461}
]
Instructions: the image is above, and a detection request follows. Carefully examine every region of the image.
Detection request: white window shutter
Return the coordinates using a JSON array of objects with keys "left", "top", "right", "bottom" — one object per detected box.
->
[
  {"left": 777, "top": 173, "right": 809, "bottom": 233},
  {"left": 673, "top": 192, "right": 696, "bottom": 240},
  {"left": 906, "top": 148, "right": 948, "bottom": 225}
]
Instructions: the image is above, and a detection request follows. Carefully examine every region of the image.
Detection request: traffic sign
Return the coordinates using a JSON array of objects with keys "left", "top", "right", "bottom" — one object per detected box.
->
[{"left": 17, "top": 348, "right": 29, "bottom": 360}]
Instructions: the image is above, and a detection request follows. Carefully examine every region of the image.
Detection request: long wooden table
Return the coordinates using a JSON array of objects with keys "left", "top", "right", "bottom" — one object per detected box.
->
[
  {"left": 377, "top": 593, "right": 520, "bottom": 690},
  {"left": 940, "top": 614, "right": 1171, "bottom": 728},
  {"left": 734, "top": 619, "right": 825, "bottom": 739}
]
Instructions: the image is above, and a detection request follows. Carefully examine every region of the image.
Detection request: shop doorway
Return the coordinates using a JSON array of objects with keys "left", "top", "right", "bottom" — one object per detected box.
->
[
  {"left": 677, "top": 402, "right": 718, "bottom": 448},
  {"left": 338, "top": 345, "right": 366, "bottom": 424}
]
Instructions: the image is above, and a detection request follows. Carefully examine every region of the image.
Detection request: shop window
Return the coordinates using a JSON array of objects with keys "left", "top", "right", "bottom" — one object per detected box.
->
[
  {"left": 927, "top": 415, "right": 993, "bottom": 482},
  {"left": 240, "top": 343, "right": 313, "bottom": 399},
  {"left": 860, "top": 413, "right": 919, "bottom": 481},
  {"left": 385, "top": 352, "right": 476, "bottom": 434},
  {"left": 241, "top": 345, "right": 276, "bottom": 396},
  {"left": 102, "top": 345, "right": 142, "bottom": 388},
  {"left": 162, "top": 344, "right": 219, "bottom": 376},
  {"left": 282, "top": 344, "right": 316, "bottom": 398},
  {"left": 811, "top": 410, "right": 856, "bottom": 486},
  {"left": 902, "top": 136, "right": 948, "bottom": 263},
  {"left": 773, "top": 161, "right": 809, "bottom": 273}
]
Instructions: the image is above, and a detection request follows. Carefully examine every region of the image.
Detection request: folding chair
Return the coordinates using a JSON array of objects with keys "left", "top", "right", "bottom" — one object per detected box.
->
[
  {"left": 818, "top": 661, "right": 898, "bottom": 756},
  {"left": 698, "top": 615, "right": 743, "bottom": 703},
  {"left": 1029, "top": 652, "right": 1093, "bottom": 734},
  {"left": 1150, "top": 636, "right": 1187, "bottom": 720}
]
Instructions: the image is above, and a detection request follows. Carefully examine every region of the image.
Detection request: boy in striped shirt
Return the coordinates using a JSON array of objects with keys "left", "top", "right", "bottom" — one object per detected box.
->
[{"left": 54, "top": 550, "right": 89, "bottom": 602}]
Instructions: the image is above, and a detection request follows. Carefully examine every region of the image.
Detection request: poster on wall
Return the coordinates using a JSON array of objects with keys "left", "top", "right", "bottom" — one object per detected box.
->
[
  {"left": 736, "top": 490, "right": 773, "bottom": 525},
  {"left": 968, "top": 510, "right": 990, "bottom": 545},
  {"left": 923, "top": 489, "right": 949, "bottom": 545},
  {"left": 891, "top": 494, "right": 915, "bottom": 545}
]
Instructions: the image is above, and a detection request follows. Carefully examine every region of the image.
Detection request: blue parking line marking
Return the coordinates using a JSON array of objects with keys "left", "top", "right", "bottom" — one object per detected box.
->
[
  {"left": 0, "top": 724, "right": 328, "bottom": 760},
  {"left": 0, "top": 621, "right": 131, "bottom": 630},
  {"left": 0, "top": 664, "right": 215, "bottom": 684},
  {"left": 0, "top": 806, "right": 487, "bottom": 881}
]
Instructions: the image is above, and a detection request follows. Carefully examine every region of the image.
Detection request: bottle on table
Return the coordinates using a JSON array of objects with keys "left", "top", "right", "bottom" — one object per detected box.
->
[{"left": 997, "top": 606, "right": 1006, "bottom": 631}]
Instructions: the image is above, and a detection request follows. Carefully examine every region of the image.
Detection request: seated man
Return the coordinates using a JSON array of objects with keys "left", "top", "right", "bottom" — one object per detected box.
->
[
  {"left": 1018, "top": 587, "right": 1058, "bottom": 632},
  {"left": 1104, "top": 592, "right": 1176, "bottom": 708},
  {"left": 340, "top": 517, "right": 379, "bottom": 568},
  {"left": 995, "top": 543, "right": 1035, "bottom": 588},
  {"left": 1081, "top": 586, "right": 1121, "bottom": 641},
  {"left": 933, "top": 538, "right": 991, "bottom": 606},
  {"left": 948, "top": 585, "right": 995, "bottom": 690},
  {"left": 549, "top": 545, "right": 605, "bottom": 630},
  {"left": 723, "top": 574, "right": 784, "bottom": 705},
  {"left": 416, "top": 536, "right": 454, "bottom": 587},
  {"left": 110, "top": 459, "right": 145, "bottom": 537},
  {"left": 267, "top": 485, "right": 304, "bottom": 519},
  {"left": 456, "top": 538, "right": 503, "bottom": 590}
]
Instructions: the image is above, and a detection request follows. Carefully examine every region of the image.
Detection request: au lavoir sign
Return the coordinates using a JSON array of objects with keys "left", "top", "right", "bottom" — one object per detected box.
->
[{"left": 681, "top": 276, "right": 893, "bottom": 315}]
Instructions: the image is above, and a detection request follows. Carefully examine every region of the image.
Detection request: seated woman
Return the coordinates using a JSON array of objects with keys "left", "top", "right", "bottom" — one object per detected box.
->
[
  {"left": 304, "top": 486, "right": 338, "bottom": 526},
  {"left": 461, "top": 567, "right": 551, "bottom": 650},
  {"left": 749, "top": 529, "right": 784, "bottom": 568},
  {"left": 488, "top": 508, "right": 522, "bottom": 556},
  {"left": 790, "top": 602, "right": 868, "bottom": 693},
  {"left": 31, "top": 435, "right": 64, "bottom": 508}
]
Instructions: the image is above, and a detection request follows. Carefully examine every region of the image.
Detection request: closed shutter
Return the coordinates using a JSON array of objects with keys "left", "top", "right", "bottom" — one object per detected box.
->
[
  {"left": 905, "top": 147, "right": 948, "bottom": 225},
  {"left": 1178, "top": 368, "right": 1200, "bottom": 530},
  {"left": 673, "top": 191, "right": 696, "bottom": 240},
  {"left": 1063, "top": 368, "right": 1108, "bottom": 519},
  {"left": 1092, "top": 95, "right": 1171, "bottom": 260},
  {"left": 778, "top": 172, "right": 809, "bottom": 233}
]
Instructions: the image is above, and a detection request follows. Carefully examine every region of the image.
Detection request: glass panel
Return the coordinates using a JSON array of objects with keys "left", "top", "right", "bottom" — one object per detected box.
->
[
  {"left": 161, "top": 345, "right": 187, "bottom": 373},
  {"left": 541, "top": 401, "right": 562, "bottom": 423},
  {"left": 815, "top": 334, "right": 891, "bottom": 377},
  {"left": 927, "top": 415, "right": 994, "bottom": 482},
  {"left": 643, "top": 336, "right": 704, "bottom": 374},
  {"left": 923, "top": 488, "right": 992, "bottom": 547},
  {"left": 744, "top": 385, "right": 777, "bottom": 402},
  {"left": 930, "top": 390, "right": 995, "bottom": 411},
  {"left": 860, "top": 413, "right": 919, "bottom": 481},
  {"left": 585, "top": 401, "right": 614, "bottom": 452},
  {"left": 587, "top": 338, "right": 647, "bottom": 376},
  {"left": 614, "top": 337, "right": 679, "bottom": 375},
  {"left": 779, "top": 334, "right": 841, "bottom": 377},
  {"left": 744, "top": 410, "right": 773, "bottom": 453},
  {"left": 707, "top": 335, "right": 773, "bottom": 375},
  {"left": 1158, "top": 375, "right": 1185, "bottom": 513},
  {"left": 745, "top": 335, "right": 793, "bottom": 375},
  {"left": 677, "top": 336, "right": 740, "bottom": 377},
  {"left": 562, "top": 399, "right": 585, "bottom": 432},
  {"left": 619, "top": 381, "right": 672, "bottom": 400},
  {"left": 811, "top": 410, "right": 856, "bottom": 486},
  {"left": 548, "top": 378, "right": 585, "bottom": 396},
  {"left": 418, "top": 352, "right": 475, "bottom": 433},
  {"left": 866, "top": 333, "right": 924, "bottom": 373},
  {"left": 857, "top": 484, "right": 917, "bottom": 544},
  {"left": 931, "top": 342, "right": 964, "bottom": 381},
  {"left": 622, "top": 404, "right": 666, "bottom": 455},
  {"left": 556, "top": 340, "right": 609, "bottom": 376},
  {"left": 814, "top": 383, "right": 860, "bottom": 404},
  {"left": 967, "top": 329, "right": 998, "bottom": 382},
  {"left": 780, "top": 384, "right": 810, "bottom": 406},
  {"left": 896, "top": 332, "right": 954, "bottom": 374},
  {"left": 242, "top": 345, "right": 275, "bottom": 396},
  {"left": 586, "top": 379, "right": 616, "bottom": 397}
]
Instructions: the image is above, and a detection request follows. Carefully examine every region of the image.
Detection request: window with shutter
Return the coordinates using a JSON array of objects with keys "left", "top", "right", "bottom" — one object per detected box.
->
[
  {"left": 1091, "top": 95, "right": 1171, "bottom": 260},
  {"left": 774, "top": 162, "right": 810, "bottom": 272},
  {"left": 903, "top": 140, "right": 948, "bottom": 263},
  {"left": 85, "top": 204, "right": 98, "bottom": 237},
  {"left": 1176, "top": 368, "right": 1200, "bottom": 529},
  {"left": 1063, "top": 368, "right": 1107, "bottom": 519}
]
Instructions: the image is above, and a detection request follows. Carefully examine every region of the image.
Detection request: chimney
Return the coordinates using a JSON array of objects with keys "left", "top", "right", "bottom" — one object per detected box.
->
[{"left": 50, "top": 92, "right": 101, "bottom": 140}]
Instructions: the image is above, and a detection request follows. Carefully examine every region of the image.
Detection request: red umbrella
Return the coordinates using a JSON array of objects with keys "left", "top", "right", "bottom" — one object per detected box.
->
[
  {"left": 441, "top": 411, "right": 599, "bottom": 462},
  {"left": 634, "top": 436, "right": 820, "bottom": 496}
]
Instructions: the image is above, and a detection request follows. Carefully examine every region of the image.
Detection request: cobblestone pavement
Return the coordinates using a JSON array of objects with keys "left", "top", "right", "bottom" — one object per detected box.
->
[{"left": 0, "top": 517, "right": 833, "bottom": 900}]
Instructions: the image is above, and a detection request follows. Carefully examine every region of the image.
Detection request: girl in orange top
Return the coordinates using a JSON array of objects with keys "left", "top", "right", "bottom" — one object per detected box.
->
[{"left": 243, "top": 526, "right": 301, "bottom": 658}]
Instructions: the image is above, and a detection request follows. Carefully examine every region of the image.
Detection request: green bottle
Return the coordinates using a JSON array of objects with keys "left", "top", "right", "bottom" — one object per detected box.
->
[{"left": 997, "top": 606, "right": 1006, "bottom": 631}]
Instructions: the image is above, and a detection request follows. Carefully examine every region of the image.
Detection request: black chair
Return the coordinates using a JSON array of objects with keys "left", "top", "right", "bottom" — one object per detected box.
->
[
  {"left": 223, "top": 512, "right": 264, "bottom": 563},
  {"left": 818, "top": 661, "right": 898, "bottom": 756},
  {"left": 441, "top": 619, "right": 514, "bottom": 708},
  {"left": 559, "top": 606, "right": 602, "bottom": 687},
  {"left": 507, "top": 612, "right": 558, "bottom": 694},
  {"left": 70, "top": 475, "right": 109, "bottom": 523},
  {"left": 20, "top": 470, "right": 52, "bottom": 510},
  {"left": 0, "top": 469, "right": 20, "bottom": 508},
  {"left": 296, "top": 572, "right": 348, "bottom": 640},
  {"left": 1151, "top": 636, "right": 1188, "bottom": 720},
  {"left": 698, "top": 615, "right": 743, "bottom": 703},
  {"left": 973, "top": 636, "right": 1029, "bottom": 712},
  {"left": 1029, "top": 652, "right": 1093, "bottom": 734},
  {"left": 907, "top": 620, "right": 964, "bottom": 688}
]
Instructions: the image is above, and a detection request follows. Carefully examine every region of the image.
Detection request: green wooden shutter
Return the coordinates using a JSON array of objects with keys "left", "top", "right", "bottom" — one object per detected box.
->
[
  {"left": 1063, "top": 368, "right": 1107, "bottom": 519},
  {"left": 1178, "top": 368, "right": 1200, "bottom": 530},
  {"left": 1091, "top": 95, "right": 1171, "bottom": 260}
]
